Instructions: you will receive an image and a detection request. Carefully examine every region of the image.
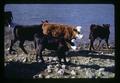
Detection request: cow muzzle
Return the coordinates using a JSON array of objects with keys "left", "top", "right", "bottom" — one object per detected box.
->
[{"left": 71, "top": 34, "right": 83, "bottom": 50}]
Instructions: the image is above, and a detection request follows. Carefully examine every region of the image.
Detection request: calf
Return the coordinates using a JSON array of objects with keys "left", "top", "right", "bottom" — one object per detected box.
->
[
  {"left": 89, "top": 24, "right": 110, "bottom": 50},
  {"left": 34, "top": 33, "right": 69, "bottom": 64},
  {"left": 9, "top": 20, "right": 48, "bottom": 54}
]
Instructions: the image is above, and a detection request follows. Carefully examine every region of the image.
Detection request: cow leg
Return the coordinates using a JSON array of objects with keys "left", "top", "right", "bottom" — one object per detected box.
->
[
  {"left": 58, "top": 53, "right": 66, "bottom": 64},
  {"left": 9, "top": 39, "right": 17, "bottom": 54},
  {"left": 34, "top": 41, "right": 36, "bottom": 49},
  {"left": 63, "top": 55, "right": 67, "bottom": 63},
  {"left": 36, "top": 44, "right": 45, "bottom": 63},
  {"left": 58, "top": 56, "right": 62, "bottom": 64},
  {"left": 97, "top": 40, "right": 102, "bottom": 50},
  {"left": 89, "top": 39, "right": 95, "bottom": 51},
  {"left": 19, "top": 40, "right": 28, "bottom": 54},
  {"left": 105, "top": 38, "right": 109, "bottom": 49},
  {"left": 57, "top": 45, "right": 62, "bottom": 64},
  {"left": 57, "top": 42, "right": 67, "bottom": 64},
  {"left": 34, "top": 34, "right": 45, "bottom": 63}
]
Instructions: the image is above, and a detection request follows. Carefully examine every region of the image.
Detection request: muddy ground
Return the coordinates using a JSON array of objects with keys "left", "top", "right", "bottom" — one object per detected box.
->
[{"left": 4, "top": 26, "right": 115, "bottom": 79}]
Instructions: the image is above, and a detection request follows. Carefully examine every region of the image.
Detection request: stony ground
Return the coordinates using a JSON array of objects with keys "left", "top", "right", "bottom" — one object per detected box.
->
[{"left": 4, "top": 26, "right": 115, "bottom": 79}]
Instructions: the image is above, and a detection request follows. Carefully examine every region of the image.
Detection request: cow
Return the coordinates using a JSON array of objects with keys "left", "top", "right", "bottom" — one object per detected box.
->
[
  {"left": 9, "top": 20, "right": 48, "bottom": 54},
  {"left": 42, "top": 23, "right": 83, "bottom": 50},
  {"left": 4, "top": 11, "right": 13, "bottom": 27},
  {"left": 89, "top": 24, "right": 110, "bottom": 50},
  {"left": 34, "top": 33, "right": 69, "bottom": 64}
]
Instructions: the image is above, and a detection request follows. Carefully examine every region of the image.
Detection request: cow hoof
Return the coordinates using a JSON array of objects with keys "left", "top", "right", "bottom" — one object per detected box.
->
[
  {"left": 9, "top": 50, "right": 17, "bottom": 55},
  {"left": 64, "top": 61, "right": 69, "bottom": 65},
  {"left": 9, "top": 49, "right": 16, "bottom": 54},
  {"left": 36, "top": 59, "right": 45, "bottom": 63}
]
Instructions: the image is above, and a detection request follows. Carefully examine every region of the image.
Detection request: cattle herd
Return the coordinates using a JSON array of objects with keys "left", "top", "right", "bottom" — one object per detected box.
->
[{"left": 4, "top": 11, "right": 111, "bottom": 64}]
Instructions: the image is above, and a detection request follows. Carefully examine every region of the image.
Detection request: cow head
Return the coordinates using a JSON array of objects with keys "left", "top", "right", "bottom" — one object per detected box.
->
[
  {"left": 103, "top": 24, "right": 110, "bottom": 28},
  {"left": 73, "top": 26, "right": 83, "bottom": 39},
  {"left": 71, "top": 26, "right": 83, "bottom": 50}
]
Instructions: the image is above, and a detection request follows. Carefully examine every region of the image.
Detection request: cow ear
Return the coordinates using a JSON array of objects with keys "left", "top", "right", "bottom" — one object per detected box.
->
[
  {"left": 108, "top": 24, "right": 110, "bottom": 27},
  {"left": 103, "top": 24, "right": 105, "bottom": 27},
  {"left": 45, "top": 20, "right": 48, "bottom": 23},
  {"left": 73, "top": 28, "right": 77, "bottom": 32},
  {"left": 41, "top": 20, "right": 44, "bottom": 23}
]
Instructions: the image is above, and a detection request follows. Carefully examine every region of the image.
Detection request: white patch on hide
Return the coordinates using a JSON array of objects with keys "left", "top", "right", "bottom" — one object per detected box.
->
[
  {"left": 76, "top": 26, "right": 82, "bottom": 32},
  {"left": 71, "top": 26, "right": 83, "bottom": 50},
  {"left": 76, "top": 34, "right": 83, "bottom": 39}
]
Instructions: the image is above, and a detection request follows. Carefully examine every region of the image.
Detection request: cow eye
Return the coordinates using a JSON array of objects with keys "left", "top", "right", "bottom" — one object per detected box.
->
[{"left": 78, "top": 32, "right": 80, "bottom": 34}]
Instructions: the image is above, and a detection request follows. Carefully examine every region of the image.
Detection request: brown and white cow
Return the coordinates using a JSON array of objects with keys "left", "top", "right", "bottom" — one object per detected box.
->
[{"left": 42, "top": 22, "right": 83, "bottom": 50}]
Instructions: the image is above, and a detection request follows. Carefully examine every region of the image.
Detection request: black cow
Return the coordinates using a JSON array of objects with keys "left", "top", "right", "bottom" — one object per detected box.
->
[
  {"left": 34, "top": 33, "right": 69, "bottom": 64},
  {"left": 9, "top": 20, "right": 48, "bottom": 54},
  {"left": 4, "top": 11, "right": 13, "bottom": 27},
  {"left": 89, "top": 24, "right": 110, "bottom": 50}
]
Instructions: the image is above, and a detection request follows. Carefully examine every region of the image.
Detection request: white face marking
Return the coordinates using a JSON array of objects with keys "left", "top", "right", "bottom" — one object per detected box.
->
[
  {"left": 71, "top": 39, "right": 75, "bottom": 43},
  {"left": 76, "top": 26, "right": 82, "bottom": 32},
  {"left": 71, "top": 39, "right": 79, "bottom": 50},
  {"left": 76, "top": 34, "right": 83, "bottom": 39},
  {"left": 71, "top": 26, "right": 83, "bottom": 50},
  {"left": 71, "top": 34, "right": 83, "bottom": 50}
]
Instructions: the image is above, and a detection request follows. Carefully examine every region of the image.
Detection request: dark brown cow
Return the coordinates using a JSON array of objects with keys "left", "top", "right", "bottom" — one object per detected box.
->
[
  {"left": 89, "top": 24, "right": 110, "bottom": 50},
  {"left": 9, "top": 20, "right": 48, "bottom": 54},
  {"left": 34, "top": 33, "right": 69, "bottom": 64}
]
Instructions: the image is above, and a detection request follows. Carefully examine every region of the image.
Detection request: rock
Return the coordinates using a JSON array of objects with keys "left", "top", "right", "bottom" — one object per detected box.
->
[
  {"left": 53, "top": 57, "right": 58, "bottom": 61},
  {"left": 47, "top": 65, "right": 53, "bottom": 69},
  {"left": 22, "top": 57, "right": 28, "bottom": 63},
  {"left": 86, "top": 70, "right": 95, "bottom": 78},
  {"left": 88, "top": 53, "right": 92, "bottom": 55},
  {"left": 57, "top": 69, "right": 65, "bottom": 75},
  {"left": 33, "top": 75, "right": 39, "bottom": 79},
  {"left": 66, "top": 58, "right": 71, "bottom": 63},
  {"left": 61, "top": 59, "right": 64, "bottom": 62},
  {"left": 96, "top": 68, "right": 105, "bottom": 77},
  {"left": 55, "top": 68, "right": 59, "bottom": 72},
  {"left": 71, "top": 76, "right": 75, "bottom": 78},
  {"left": 70, "top": 70, "right": 76, "bottom": 75},
  {"left": 38, "top": 74, "right": 43, "bottom": 78},
  {"left": 98, "top": 68, "right": 105, "bottom": 72},
  {"left": 73, "top": 60, "right": 77, "bottom": 63},
  {"left": 112, "top": 52, "right": 115, "bottom": 55},
  {"left": 45, "top": 75, "right": 50, "bottom": 78},
  {"left": 8, "top": 58, "right": 12, "bottom": 61},
  {"left": 76, "top": 67, "right": 81, "bottom": 70},
  {"left": 47, "top": 68, "right": 52, "bottom": 73},
  {"left": 6, "top": 48, "right": 10, "bottom": 51},
  {"left": 64, "top": 76, "right": 69, "bottom": 78},
  {"left": 100, "top": 52, "right": 104, "bottom": 55},
  {"left": 48, "top": 57, "right": 53, "bottom": 62},
  {"left": 4, "top": 63, "right": 7, "bottom": 66},
  {"left": 55, "top": 64, "right": 61, "bottom": 68},
  {"left": 61, "top": 64, "right": 66, "bottom": 69}
]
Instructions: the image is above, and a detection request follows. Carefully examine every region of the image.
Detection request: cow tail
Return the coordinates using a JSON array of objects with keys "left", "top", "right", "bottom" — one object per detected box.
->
[
  {"left": 13, "top": 26, "right": 17, "bottom": 39},
  {"left": 10, "top": 26, "right": 17, "bottom": 40}
]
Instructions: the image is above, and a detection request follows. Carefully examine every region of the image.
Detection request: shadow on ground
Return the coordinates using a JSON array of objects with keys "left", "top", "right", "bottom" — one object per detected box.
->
[
  {"left": 5, "top": 61, "right": 47, "bottom": 79},
  {"left": 66, "top": 50, "right": 115, "bottom": 60}
]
